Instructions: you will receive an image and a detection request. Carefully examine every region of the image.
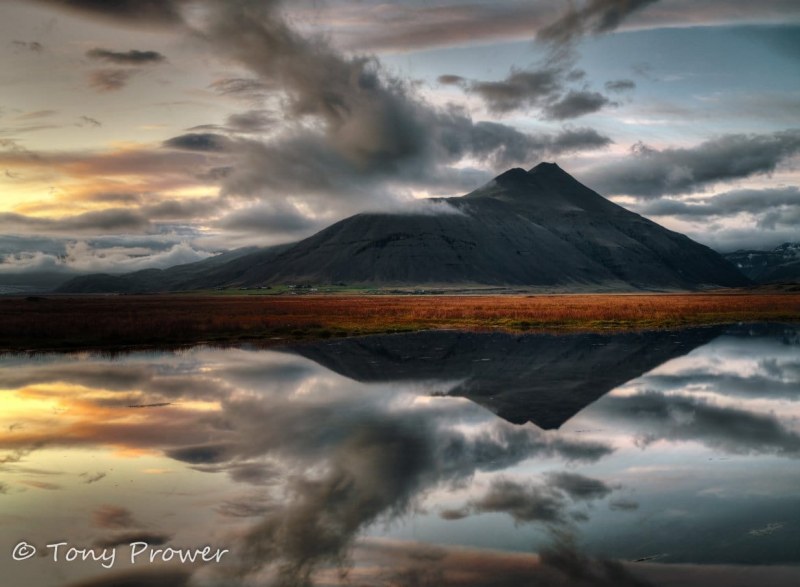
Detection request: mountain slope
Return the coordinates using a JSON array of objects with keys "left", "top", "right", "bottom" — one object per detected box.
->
[
  {"left": 724, "top": 243, "right": 800, "bottom": 284},
  {"left": 58, "top": 163, "right": 749, "bottom": 292},
  {"left": 57, "top": 245, "right": 288, "bottom": 293},
  {"left": 230, "top": 163, "right": 747, "bottom": 289}
]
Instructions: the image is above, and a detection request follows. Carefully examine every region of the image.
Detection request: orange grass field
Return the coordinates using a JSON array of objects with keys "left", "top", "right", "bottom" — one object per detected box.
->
[{"left": 2, "top": 292, "right": 800, "bottom": 351}]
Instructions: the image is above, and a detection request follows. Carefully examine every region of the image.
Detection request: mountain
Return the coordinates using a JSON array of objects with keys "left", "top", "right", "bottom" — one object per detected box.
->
[
  {"left": 281, "top": 328, "right": 722, "bottom": 429},
  {"left": 58, "top": 245, "right": 287, "bottom": 293},
  {"left": 724, "top": 242, "right": 800, "bottom": 284},
  {"left": 58, "top": 163, "right": 749, "bottom": 292},
  {"left": 0, "top": 270, "right": 76, "bottom": 294}
]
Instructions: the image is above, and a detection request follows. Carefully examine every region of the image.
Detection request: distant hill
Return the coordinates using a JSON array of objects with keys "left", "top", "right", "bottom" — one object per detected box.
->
[
  {"left": 57, "top": 245, "right": 285, "bottom": 293},
  {"left": 724, "top": 243, "right": 800, "bottom": 284},
  {"left": 58, "top": 163, "right": 749, "bottom": 292}
]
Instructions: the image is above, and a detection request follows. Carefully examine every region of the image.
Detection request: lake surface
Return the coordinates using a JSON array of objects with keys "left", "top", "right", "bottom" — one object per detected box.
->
[{"left": 1, "top": 325, "right": 799, "bottom": 586}]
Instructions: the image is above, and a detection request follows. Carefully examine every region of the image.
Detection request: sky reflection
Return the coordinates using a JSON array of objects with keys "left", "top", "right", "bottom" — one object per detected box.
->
[{"left": 1, "top": 325, "right": 798, "bottom": 586}]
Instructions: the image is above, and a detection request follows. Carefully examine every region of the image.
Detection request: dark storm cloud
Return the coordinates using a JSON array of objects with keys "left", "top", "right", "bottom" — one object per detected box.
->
[
  {"left": 535, "top": 535, "right": 653, "bottom": 587},
  {"left": 584, "top": 130, "right": 800, "bottom": 197},
  {"left": 605, "top": 79, "right": 636, "bottom": 92},
  {"left": 454, "top": 62, "right": 617, "bottom": 119},
  {"left": 447, "top": 0, "right": 629, "bottom": 120},
  {"left": 14, "top": 0, "right": 613, "bottom": 211},
  {"left": 29, "top": 0, "right": 186, "bottom": 27},
  {"left": 551, "top": 127, "right": 613, "bottom": 150},
  {"left": 187, "top": 0, "right": 612, "bottom": 205},
  {"left": 446, "top": 425, "right": 614, "bottom": 473},
  {"left": 163, "top": 132, "right": 231, "bottom": 152},
  {"left": 216, "top": 202, "right": 318, "bottom": 233},
  {"left": 543, "top": 90, "right": 614, "bottom": 120},
  {"left": 88, "top": 68, "right": 136, "bottom": 92},
  {"left": 86, "top": 48, "right": 166, "bottom": 65},
  {"left": 202, "top": 393, "right": 611, "bottom": 583},
  {"left": 225, "top": 110, "right": 275, "bottom": 133},
  {"left": 460, "top": 473, "right": 614, "bottom": 526},
  {"left": 443, "top": 122, "right": 612, "bottom": 166},
  {"left": 471, "top": 478, "right": 569, "bottom": 524},
  {"left": 636, "top": 358, "right": 800, "bottom": 400},
  {"left": 433, "top": 118, "right": 611, "bottom": 169},
  {"left": 142, "top": 196, "right": 222, "bottom": 220},
  {"left": 547, "top": 471, "right": 614, "bottom": 501},
  {"left": 166, "top": 443, "right": 233, "bottom": 464},
  {"left": 537, "top": 0, "right": 661, "bottom": 46},
  {"left": 228, "top": 411, "right": 611, "bottom": 584},
  {"left": 225, "top": 461, "right": 280, "bottom": 485},
  {"left": 635, "top": 187, "right": 800, "bottom": 224},
  {"left": 758, "top": 206, "right": 800, "bottom": 230},
  {"left": 217, "top": 117, "right": 611, "bottom": 203},
  {"left": 597, "top": 390, "right": 800, "bottom": 457},
  {"left": 237, "top": 420, "right": 434, "bottom": 583},
  {"left": 468, "top": 67, "right": 563, "bottom": 114},
  {"left": 197, "top": 1, "right": 429, "bottom": 170},
  {"left": 0, "top": 209, "right": 149, "bottom": 234},
  {"left": 0, "top": 346, "right": 615, "bottom": 586},
  {"left": 210, "top": 391, "right": 612, "bottom": 472}
]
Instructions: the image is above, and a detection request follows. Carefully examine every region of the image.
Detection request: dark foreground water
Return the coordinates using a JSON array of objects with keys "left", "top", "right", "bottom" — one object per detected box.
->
[{"left": 1, "top": 325, "right": 799, "bottom": 587}]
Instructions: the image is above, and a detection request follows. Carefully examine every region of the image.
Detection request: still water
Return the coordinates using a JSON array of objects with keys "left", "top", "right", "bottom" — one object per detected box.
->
[{"left": 1, "top": 325, "right": 798, "bottom": 586}]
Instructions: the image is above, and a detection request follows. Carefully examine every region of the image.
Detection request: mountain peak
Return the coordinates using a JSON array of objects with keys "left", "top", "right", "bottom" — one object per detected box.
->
[
  {"left": 492, "top": 167, "right": 532, "bottom": 186},
  {"left": 528, "top": 162, "right": 575, "bottom": 182},
  {"left": 464, "top": 162, "right": 607, "bottom": 211},
  {"left": 529, "top": 161, "right": 561, "bottom": 173}
]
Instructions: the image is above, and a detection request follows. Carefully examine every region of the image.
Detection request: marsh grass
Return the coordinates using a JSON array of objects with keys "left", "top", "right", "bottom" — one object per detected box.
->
[{"left": 2, "top": 293, "right": 799, "bottom": 351}]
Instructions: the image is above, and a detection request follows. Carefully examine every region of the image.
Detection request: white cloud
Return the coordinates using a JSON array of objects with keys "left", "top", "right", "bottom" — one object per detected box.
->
[{"left": 0, "top": 241, "right": 213, "bottom": 274}]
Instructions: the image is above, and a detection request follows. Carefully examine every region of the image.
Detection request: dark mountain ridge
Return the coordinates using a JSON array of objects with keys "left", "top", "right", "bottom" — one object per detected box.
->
[
  {"left": 724, "top": 242, "right": 800, "bottom": 284},
  {"left": 281, "top": 327, "right": 722, "bottom": 429},
  {"left": 58, "top": 163, "right": 749, "bottom": 292}
]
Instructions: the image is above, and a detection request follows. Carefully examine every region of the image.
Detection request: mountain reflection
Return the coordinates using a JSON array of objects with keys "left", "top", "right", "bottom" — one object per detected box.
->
[
  {"left": 1, "top": 325, "right": 799, "bottom": 587},
  {"left": 283, "top": 328, "right": 722, "bottom": 428}
]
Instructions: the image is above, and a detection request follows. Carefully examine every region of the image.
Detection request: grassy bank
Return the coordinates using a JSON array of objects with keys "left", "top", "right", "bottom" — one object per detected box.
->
[{"left": 3, "top": 292, "right": 800, "bottom": 352}]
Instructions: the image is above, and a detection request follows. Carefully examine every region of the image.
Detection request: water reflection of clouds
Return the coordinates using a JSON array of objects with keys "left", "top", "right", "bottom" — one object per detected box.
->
[
  {"left": 595, "top": 391, "right": 800, "bottom": 457},
  {"left": 1, "top": 326, "right": 799, "bottom": 586},
  {"left": 588, "top": 331, "right": 800, "bottom": 458},
  {"left": 1, "top": 346, "right": 616, "bottom": 586}
]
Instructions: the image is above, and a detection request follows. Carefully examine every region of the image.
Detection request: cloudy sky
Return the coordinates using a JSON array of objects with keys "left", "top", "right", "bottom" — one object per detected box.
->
[{"left": 1, "top": 0, "right": 799, "bottom": 279}]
